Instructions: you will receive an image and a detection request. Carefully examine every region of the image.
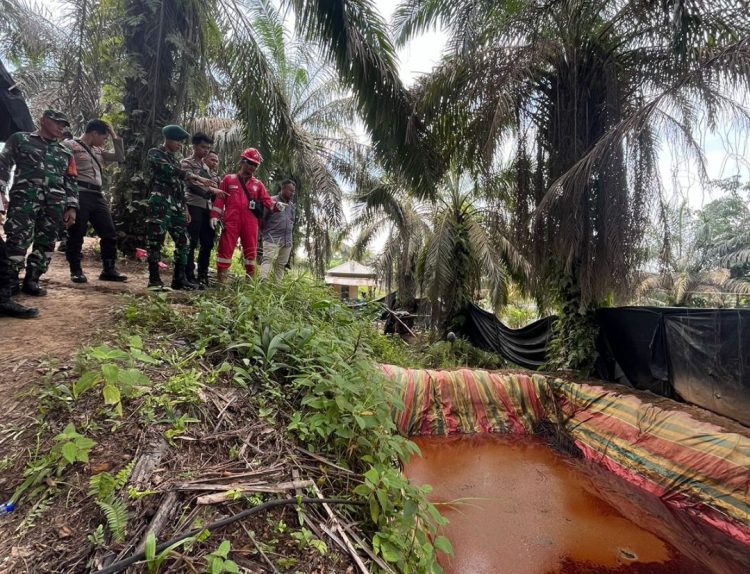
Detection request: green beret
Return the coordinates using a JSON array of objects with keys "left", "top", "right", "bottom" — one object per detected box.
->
[
  {"left": 43, "top": 109, "right": 70, "bottom": 127},
  {"left": 162, "top": 124, "right": 190, "bottom": 141}
]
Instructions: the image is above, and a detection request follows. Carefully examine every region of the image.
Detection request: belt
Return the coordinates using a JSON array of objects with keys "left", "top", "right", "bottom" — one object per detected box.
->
[{"left": 78, "top": 181, "right": 102, "bottom": 192}]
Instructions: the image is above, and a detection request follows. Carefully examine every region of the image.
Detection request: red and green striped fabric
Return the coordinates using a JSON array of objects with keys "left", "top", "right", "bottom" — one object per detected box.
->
[{"left": 380, "top": 365, "right": 750, "bottom": 545}]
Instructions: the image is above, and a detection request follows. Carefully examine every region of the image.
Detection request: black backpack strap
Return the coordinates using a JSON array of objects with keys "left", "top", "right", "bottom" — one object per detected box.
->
[
  {"left": 75, "top": 138, "right": 104, "bottom": 176},
  {"left": 238, "top": 176, "right": 265, "bottom": 220}
]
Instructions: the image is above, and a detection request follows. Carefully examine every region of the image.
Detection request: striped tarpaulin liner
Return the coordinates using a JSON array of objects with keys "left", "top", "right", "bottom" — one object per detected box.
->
[{"left": 380, "top": 365, "right": 750, "bottom": 545}]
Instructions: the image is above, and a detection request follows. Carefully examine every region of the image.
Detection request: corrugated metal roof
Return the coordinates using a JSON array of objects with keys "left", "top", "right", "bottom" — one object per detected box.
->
[{"left": 325, "top": 260, "right": 376, "bottom": 278}]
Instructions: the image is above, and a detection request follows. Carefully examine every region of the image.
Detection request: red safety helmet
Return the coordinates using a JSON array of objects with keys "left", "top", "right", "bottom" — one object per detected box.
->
[{"left": 240, "top": 148, "right": 262, "bottom": 166}]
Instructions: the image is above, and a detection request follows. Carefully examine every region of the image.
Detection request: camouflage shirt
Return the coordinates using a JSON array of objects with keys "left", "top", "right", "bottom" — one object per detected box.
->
[
  {"left": 0, "top": 131, "right": 79, "bottom": 209},
  {"left": 147, "top": 146, "right": 190, "bottom": 200}
]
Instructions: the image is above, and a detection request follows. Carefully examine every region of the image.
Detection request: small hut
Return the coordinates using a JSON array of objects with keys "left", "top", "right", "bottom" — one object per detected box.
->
[{"left": 324, "top": 261, "right": 377, "bottom": 300}]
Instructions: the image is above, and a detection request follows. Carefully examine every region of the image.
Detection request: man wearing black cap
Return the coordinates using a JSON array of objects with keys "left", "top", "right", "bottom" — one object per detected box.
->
[
  {"left": 0, "top": 109, "right": 79, "bottom": 297},
  {"left": 145, "top": 124, "right": 212, "bottom": 290}
]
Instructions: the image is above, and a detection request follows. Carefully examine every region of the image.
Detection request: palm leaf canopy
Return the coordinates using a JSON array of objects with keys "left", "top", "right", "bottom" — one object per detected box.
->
[
  {"left": 397, "top": 0, "right": 750, "bottom": 305},
  {"left": 289, "top": 0, "right": 442, "bottom": 198}
]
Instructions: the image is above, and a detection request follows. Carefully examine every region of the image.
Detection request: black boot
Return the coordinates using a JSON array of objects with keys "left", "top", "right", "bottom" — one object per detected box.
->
[
  {"left": 197, "top": 270, "right": 210, "bottom": 288},
  {"left": 147, "top": 261, "right": 165, "bottom": 290},
  {"left": 9, "top": 268, "right": 20, "bottom": 296},
  {"left": 0, "top": 283, "right": 38, "bottom": 318},
  {"left": 22, "top": 267, "right": 47, "bottom": 296},
  {"left": 99, "top": 259, "right": 128, "bottom": 282},
  {"left": 69, "top": 260, "right": 88, "bottom": 283},
  {"left": 184, "top": 261, "right": 204, "bottom": 289},
  {"left": 171, "top": 263, "right": 199, "bottom": 290}
]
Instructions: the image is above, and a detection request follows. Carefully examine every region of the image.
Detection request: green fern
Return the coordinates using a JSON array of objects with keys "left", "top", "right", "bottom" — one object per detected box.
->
[
  {"left": 16, "top": 493, "right": 53, "bottom": 534},
  {"left": 96, "top": 498, "right": 128, "bottom": 543},
  {"left": 87, "top": 524, "right": 106, "bottom": 546},
  {"left": 89, "top": 471, "right": 117, "bottom": 500},
  {"left": 115, "top": 460, "right": 134, "bottom": 490},
  {"left": 89, "top": 461, "right": 134, "bottom": 542}
]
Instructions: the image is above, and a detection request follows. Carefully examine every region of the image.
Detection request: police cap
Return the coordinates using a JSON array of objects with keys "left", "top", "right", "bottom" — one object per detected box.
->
[{"left": 162, "top": 125, "right": 190, "bottom": 141}]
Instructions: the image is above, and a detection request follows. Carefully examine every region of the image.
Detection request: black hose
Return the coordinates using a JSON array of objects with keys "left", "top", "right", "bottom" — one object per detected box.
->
[{"left": 93, "top": 497, "right": 364, "bottom": 574}]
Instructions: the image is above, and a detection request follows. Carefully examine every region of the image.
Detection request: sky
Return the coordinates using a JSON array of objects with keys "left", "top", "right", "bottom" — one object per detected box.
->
[{"left": 375, "top": 0, "right": 447, "bottom": 86}]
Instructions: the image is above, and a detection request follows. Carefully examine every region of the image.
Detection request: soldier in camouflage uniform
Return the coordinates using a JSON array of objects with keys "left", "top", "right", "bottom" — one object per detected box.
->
[
  {"left": 146, "top": 124, "right": 212, "bottom": 291},
  {"left": 0, "top": 110, "right": 79, "bottom": 297},
  {"left": 0, "top": 195, "right": 38, "bottom": 318}
]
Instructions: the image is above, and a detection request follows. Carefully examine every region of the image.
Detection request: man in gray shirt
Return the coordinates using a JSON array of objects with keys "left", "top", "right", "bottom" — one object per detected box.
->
[
  {"left": 62, "top": 119, "right": 127, "bottom": 282},
  {"left": 260, "top": 179, "right": 295, "bottom": 280}
]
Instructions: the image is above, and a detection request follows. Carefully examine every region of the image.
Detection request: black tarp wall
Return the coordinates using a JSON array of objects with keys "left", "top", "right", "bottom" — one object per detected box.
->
[{"left": 459, "top": 303, "right": 750, "bottom": 426}]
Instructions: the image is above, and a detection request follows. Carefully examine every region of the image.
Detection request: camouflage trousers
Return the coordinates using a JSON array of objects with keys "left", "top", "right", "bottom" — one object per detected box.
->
[
  {"left": 3, "top": 185, "right": 66, "bottom": 274},
  {"left": 146, "top": 190, "right": 189, "bottom": 265}
]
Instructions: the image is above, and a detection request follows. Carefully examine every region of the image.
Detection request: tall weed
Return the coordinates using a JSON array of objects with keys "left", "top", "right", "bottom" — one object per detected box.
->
[{"left": 124, "top": 276, "right": 450, "bottom": 572}]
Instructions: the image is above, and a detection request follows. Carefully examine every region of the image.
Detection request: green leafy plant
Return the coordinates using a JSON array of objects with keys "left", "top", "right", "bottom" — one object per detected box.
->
[
  {"left": 144, "top": 531, "right": 198, "bottom": 574},
  {"left": 203, "top": 540, "right": 240, "bottom": 574},
  {"left": 164, "top": 413, "right": 200, "bottom": 446},
  {"left": 103, "top": 276, "right": 453, "bottom": 572},
  {"left": 291, "top": 528, "right": 328, "bottom": 555},
  {"left": 72, "top": 361, "right": 150, "bottom": 415},
  {"left": 12, "top": 424, "right": 96, "bottom": 504},
  {"left": 87, "top": 524, "right": 106, "bottom": 546}
]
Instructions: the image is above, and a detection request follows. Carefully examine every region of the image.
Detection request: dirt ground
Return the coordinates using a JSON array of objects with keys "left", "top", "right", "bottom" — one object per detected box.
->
[{"left": 2, "top": 238, "right": 147, "bottom": 423}]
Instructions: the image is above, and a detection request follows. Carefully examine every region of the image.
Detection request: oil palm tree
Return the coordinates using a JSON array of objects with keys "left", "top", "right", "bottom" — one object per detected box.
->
[
  {"left": 396, "top": 0, "right": 750, "bottom": 368},
  {"left": 637, "top": 267, "right": 750, "bottom": 307},
  {"left": 637, "top": 191, "right": 750, "bottom": 306},
  {"left": 417, "top": 173, "right": 529, "bottom": 330},
  {"left": 354, "top": 171, "right": 529, "bottom": 329},
  {"left": 352, "top": 178, "right": 431, "bottom": 309},
  {"left": 0, "top": 0, "right": 123, "bottom": 126}
]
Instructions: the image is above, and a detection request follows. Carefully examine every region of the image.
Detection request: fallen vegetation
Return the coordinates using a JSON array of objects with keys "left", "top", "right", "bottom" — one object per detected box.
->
[{"left": 0, "top": 277, "right": 453, "bottom": 573}]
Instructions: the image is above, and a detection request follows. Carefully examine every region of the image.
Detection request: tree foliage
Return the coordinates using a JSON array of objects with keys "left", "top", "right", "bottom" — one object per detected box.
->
[
  {"left": 399, "top": 0, "right": 750, "bottom": 305},
  {"left": 354, "top": 170, "right": 529, "bottom": 329},
  {"left": 638, "top": 178, "right": 750, "bottom": 306}
]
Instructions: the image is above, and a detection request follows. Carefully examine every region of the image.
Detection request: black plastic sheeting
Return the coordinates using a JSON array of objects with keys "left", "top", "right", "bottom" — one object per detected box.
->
[
  {"left": 597, "top": 307, "right": 750, "bottom": 426},
  {"left": 0, "top": 61, "right": 34, "bottom": 141},
  {"left": 459, "top": 303, "right": 750, "bottom": 426},
  {"left": 461, "top": 303, "right": 555, "bottom": 369}
]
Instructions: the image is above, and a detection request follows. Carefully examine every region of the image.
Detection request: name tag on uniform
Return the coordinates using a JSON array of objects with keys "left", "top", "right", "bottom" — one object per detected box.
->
[{"left": 229, "top": 185, "right": 239, "bottom": 190}]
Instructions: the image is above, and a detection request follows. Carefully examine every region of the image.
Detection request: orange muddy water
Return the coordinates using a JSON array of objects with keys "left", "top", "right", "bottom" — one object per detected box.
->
[{"left": 405, "top": 434, "right": 749, "bottom": 574}]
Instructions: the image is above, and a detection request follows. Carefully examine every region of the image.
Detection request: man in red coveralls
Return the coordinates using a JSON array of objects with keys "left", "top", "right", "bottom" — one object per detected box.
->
[{"left": 209, "top": 148, "right": 286, "bottom": 282}]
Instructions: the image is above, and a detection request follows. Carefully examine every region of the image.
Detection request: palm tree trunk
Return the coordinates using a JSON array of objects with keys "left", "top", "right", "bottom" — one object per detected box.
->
[{"left": 111, "top": 0, "right": 181, "bottom": 254}]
